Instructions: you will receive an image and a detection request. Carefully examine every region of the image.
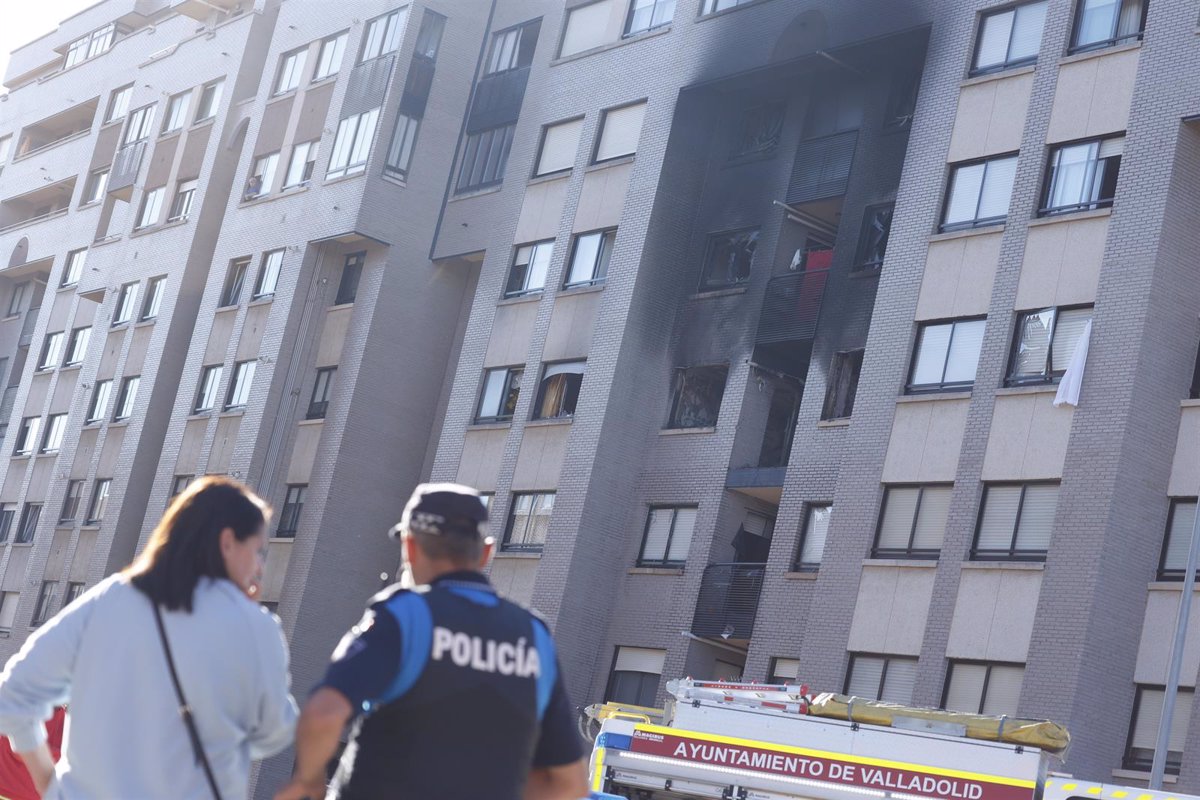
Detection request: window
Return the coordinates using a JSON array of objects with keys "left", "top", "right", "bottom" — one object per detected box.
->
[
  {"left": 533, "top": 362, "right": 585, "bottom": 420},
  {"left": 65, "top": 23, "right": 115, "bottom": 68},
  {"left": 667, "top": 365, "right": 728, "bottom": 429},
  {"left": 476, "top": 367, "right": 522, "bottom": 423},
  {"left": 315, "top": 32, "right": 348, "bottom": 80},
  {"left": 415, "top": 11, "right": 447, "bottom": 59},
  {"left": 106, "top": 85, "right": 133, "bottom": 123},
  {"left": 171, "top": 475, "right": 194, "bottom": 499},
  {"left": 63, "top": 582, "right": 86, "bottom": 608},
  {"left": 275, "top": 47, "right": 308, "bottom": 95},
  {"left": 855, "top": 204, "right": 893, "bottom": 271},
  {"left": 166, "top": 179, "right": 197, "bottom": 223},
  {"left": 384, "top": 115, "right": 419, "bottom": 179},
  {"left": 136, "top": 187, "right": 164, "bottom": 229},
  {"left": 1125, "top": 685, "right": 1192, "bottom": 774},
  {"left": 64, "top": 327, "right": 90, "bottom": 366},
  {"left": 226, "top": 361, "right": 256, "bottom": 410},
  {"left": 456, "top": 125, "right": 515, "bottom": 192},
  {"left": 31, "top": 582, "right": 58, "bottom": 627},
  {"left": 503, "top": 492, "right": 555, "bottom": 551},
  {"left": 140, "top": 277, "right": 165, "bottom": 321},
  {"left": 83, "top": 169, "right": 109, "bottom": 205},
  {"left": 565, "top": 230, "right": 615, "bottom": 288},
  {"left": 162, "top": 91, "right": 190, "bottom": 134},
  {"left": 485, "top": 21, "right": 538, "bottom": 74},
  {"left": 794, "top": 504, "right": 831, "bottom": 569},
  {"left": 768, "top": 658, "right": 801, "bottom": 685},
  {"left": 637, "top": 506, "right": 696, "bottom": 567},
  {"left": 39, "top": 332, "right": 64, "bottom": 371},
  {"left": 195, "top": 365, "right": 223, "bottom": 413},
  {"left": 535, "top": 119, "right": 583, "bottom": 176},
  {"left": 0, "top": 505, "right": 14, "bottom": 543},
  {"left": 113, "top": 282, "right": 138, "bottom": 325},
  {"left": 845, "top": 654, "right": 918, "bottom": 704},
  {"left": 7, "top": 283, "right": 28, "bottom": 317},
  {"left": 308, "top": 367, "right": 336, "bottom": 419},
  {"left": 195, "top": 80, "right": 224, "bottom": 123},
  {"left": 360, "top": 8, "right": 407, "bottom": 62},
  {"left": 874, "top": 485, "right": 951, "bottom": 558},
  {"left": 62, "top": 249, "right": 88, "bottom": 289},
  {"left": 626, "top": 0, "right": 676, "bottom": 35},
  {"left": 606, "top": 647, "right": 665, "bottom": 707},
  {"left": 943, "top": 661, "right": 1025, "bottom": 716},
  {"left": 0, "top": 592, "right": 18, "bottom": 630},
  {"left": 561, "top": 1, "right": 616, "bottom": 57},
  {"left": 41, "top": 414, "right": 67, "bottom": 454},
  {"left": 1007, "top": 306, "right": 1093, "bottom": 385},
  {"left": 254, "top": 250, "right": 285, "bottom": 299},
  {"left": 335, "top": 252, "right": 364, "bottom": 305},
  {"left": 699, "top": 228, "right": 758, "bottom": 291},
  {"left": 15, "top": 503, "right": 42, "bottom": 544},
  {"left": 594, "top": 102, "right": 647, "bottom": 163},
  {"left": 908, "top": 319, "right": 986, "bottom": 393},
  {"left": 505, "top": 240, "right": 554, "bottom": 297},
  {"left": 822, "top": 349, "right": 864, "bottom": 421},
  {"left": 1040, "top": 136, "right": 1123, "bottom": 216},
  {"left": 246, "top": 152, "right": 279, "bottom": 199},
  {"left": 1071, "top": 0, "right": 1146, "bottom": 53},
  {"left": 972, "top": 2, "right": 1048, "bottom": 75},
  {"left": 86, "top": 380, "right": 112, "bottom": 424},
  {"left": 13, "top": 417, "right": 39, "bottom": 456},
  {"left": 124, "top": 105, "right": 155, "bottom": 145},
  {"left": 220, "top": 259, "right": 250, "bottom": 307},
  {"left": 60, "top": 480, "right": 85, "bottom": 523},
  {"left": 730, "top": 103, "right": 785, "bottom": 160},
  {"left": 113, "top": 376, "right": 140, "bottom": 421},
  {"left": 85, "top": 479, "right": 111, "bottom": 524},
  {"left": 941, "top": 155, "right": 1018, "bottom": 231},
  {"left": 328, "top": 109, "right": 381, "bottom": 179},
  {"left": 1159, "top": 499, "right": 1199, "bottom": 580},
  {"left": 973, "top": 483, "right": 1059, "bottom": 560},
  {"left": 284, "top": 141, "right": 319, "bottom": 188},
  {"left": 277, "top": 484, "right": 307, "bottom": 537},
  {"left": 803, "top": 83, "right": 866, "bottom": 139}
]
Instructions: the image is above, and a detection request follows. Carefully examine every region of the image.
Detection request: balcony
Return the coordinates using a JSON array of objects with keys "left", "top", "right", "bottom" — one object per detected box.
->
[
  {"left": 0, "top": 386, "right": 17, "bottom": 422},
  {"left": 14, "top": 99, "right": 98, "bottom": 160},
  {"left": 108, "top": 141, "right": 145, "bottom": 201},
  {"left": 18, "top": 308, "right": 41, "bottom": 349},
  {"left": 0, "top": 179, "right": 76, "bottom": 234},
  {"left": 172, "top": 0, "right": 240, "bottom": 19},
  {"left": 467, "top": 66, "right": 531, "bottom": 132},
  {"left": 691, "top": 562, "right": 767, "bottom": 646},
  {"left": 343, "top": 55, "right": 396, "bottom": 116},
  {"left": 757, "top": 268, "right": 828, "bottom": 346}
]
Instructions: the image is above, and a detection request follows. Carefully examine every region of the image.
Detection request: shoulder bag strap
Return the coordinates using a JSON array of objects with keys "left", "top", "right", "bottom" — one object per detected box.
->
[{"left": 152, "top": 602, "right": 224, "bottom": 800}]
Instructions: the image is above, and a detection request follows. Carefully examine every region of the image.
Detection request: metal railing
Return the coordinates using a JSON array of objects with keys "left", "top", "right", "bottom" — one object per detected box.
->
[
  {"left": 17, "top": 308, "right": 40, "bottom": 348},
  {"left": 756, "top": 269, "right": 828, "bottom": 345},
  {"left": 691, "top": 562, "right": 767, "bottom": 642}
]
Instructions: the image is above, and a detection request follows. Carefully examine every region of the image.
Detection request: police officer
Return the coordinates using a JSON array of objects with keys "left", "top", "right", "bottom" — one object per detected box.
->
[{"left": 274, "top": 483, "right": 588, "bottom": 800}]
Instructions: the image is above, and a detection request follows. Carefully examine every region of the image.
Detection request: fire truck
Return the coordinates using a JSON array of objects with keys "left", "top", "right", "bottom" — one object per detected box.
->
[{"left": 584, "top": 679, "right": 1071, "bottom": 800}]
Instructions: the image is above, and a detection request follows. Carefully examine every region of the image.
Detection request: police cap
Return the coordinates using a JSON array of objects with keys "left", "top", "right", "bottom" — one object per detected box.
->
[{"left": 389, "top": 482, "right": 488, "bottom": 540}]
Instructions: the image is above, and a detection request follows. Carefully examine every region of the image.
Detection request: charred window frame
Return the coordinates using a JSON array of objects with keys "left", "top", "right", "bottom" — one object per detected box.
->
[{"left": 666, "top": 365, "right": 729, "bottom": 429}]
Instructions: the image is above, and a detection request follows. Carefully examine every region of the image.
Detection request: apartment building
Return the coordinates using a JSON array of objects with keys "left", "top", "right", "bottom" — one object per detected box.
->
[{"left": 2, "top": 0, "right": 1200, "bottom": 794}]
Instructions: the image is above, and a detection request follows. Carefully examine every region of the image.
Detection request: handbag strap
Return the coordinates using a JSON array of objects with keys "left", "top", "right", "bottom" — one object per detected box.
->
[{"left": 152, "top": 602, "right": 224, "bottom": 800}]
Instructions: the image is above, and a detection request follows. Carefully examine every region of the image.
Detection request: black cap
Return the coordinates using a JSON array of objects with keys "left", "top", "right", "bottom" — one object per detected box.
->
[{"left": 389, "top": 483, "right": 488, "bottom": 540}]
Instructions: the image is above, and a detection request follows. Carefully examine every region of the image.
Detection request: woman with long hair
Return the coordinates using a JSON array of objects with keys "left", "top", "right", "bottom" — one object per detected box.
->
[{"left": 0, "top": 476, "right": 297, "bottom": 799}]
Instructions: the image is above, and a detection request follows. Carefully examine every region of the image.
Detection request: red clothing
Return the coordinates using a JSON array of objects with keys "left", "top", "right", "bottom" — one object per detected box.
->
[{"left": 0, "top": 707, "right": 64, "bottom": 800}]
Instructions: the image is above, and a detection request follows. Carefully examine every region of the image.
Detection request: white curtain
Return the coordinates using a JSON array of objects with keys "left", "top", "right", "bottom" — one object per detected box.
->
[{"left": 1053, "top": 319, "right": 1092, "bottom": 407}]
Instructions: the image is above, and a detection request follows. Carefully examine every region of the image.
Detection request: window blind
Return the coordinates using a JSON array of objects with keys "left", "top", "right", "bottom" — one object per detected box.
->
[
  {"left": 596, "top": 102, "right": 647, "bottom": 161},
  {"left": 538, "top": 119, "right": 583, "bottom": 175},
  {"left": 878, "top": 488, "right": 920, "bottom": 550},
  {"left": 945, "top": 663, "right": 988, "bottom": 713},
  {"left": 977, "top": 486, "right": 1022, "bottom": 551},
  {"left": 615, "top": 646, "right": 666, "bottom": 674},
  {"left": 1015, "top": 484, "right": 1058, "bottom": 551},
  {"left": 981, "top": 665, "right": 1024, "bottom": 716},
  {"left": 912, "top": 487, "right": 951, "bottom": 551},
  {"left": 846, "top": 657, "right": 884, "bottom": 699},
  {"left": 561, "top": 0, "right": 613, "bottom": 57},
  {"left": 881, "top": 659, "right": 918, "bottom": 705}
]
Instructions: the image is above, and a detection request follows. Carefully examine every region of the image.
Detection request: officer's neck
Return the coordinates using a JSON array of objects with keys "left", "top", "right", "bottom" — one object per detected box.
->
[{"left": 411, "top": 562, "right": 485, "bottom": 586}]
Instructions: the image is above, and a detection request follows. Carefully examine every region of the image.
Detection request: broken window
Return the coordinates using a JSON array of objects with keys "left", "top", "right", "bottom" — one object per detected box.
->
[
  {"left": 667, "top": 365, "right": 729, "bottom": 429},
  {"left": 822, "top": 349, "right": 864, "bottom": 421},
  {"left": 533, "top": 361, "right": 584, "bottom": 420},
  {"left": 699, "top": 229, "right": 758, "bottom": 291},
  {"left": 730, "top": 103, "right": 785, "bottom": 160}
]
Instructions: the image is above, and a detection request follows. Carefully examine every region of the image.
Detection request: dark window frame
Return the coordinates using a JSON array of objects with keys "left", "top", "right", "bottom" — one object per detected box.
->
[
  {"left": 872, "top": 484, "right": 952, "bottom": 559},
  {"left": 531, "top": 361, "right": 585, "bottom": 421},
  {"left": 697, "top": 227, "right": 759, "bottom": 292},
  {"left": 0, "top": 505, "right": 14, "bottom": 543},
  {"left": 1038, "top": 134, "right": 1123, "bottom": 217},
  {"left": 533, "top": 116, "right": 585, "bottom": 178},
  {"left": 30, "top": 580, "right": 58, "bottom": 627},
  {"left": 60, "top": 479, "right": 84, "bottom": 523},
  {"left": 940, "top": 659, "right": 1026, "bottom": 715},
  {"left": 15, "top": 503, "right": 42, "bottom": 544},
  {"left": 85, "top": 478, "right": 111, "bottom": 524},
  {"left": 666, "top": 364, "right": 729, "bottom": 430},
  {"left": 939, "top": 153, "right": 1019, "bottom": 233},
  {"left": 504, "top": 239, "right": 554, "bottom": 298},
  {"left": 792, "top": 503, "right": 832, "bottom": 571},
  {"left": 636, "top": 505, "right": 698, "bottom": 568},
  {"left": 475, "top": 366, "right": 523, "bottom": 423},
  {"left": 276, "top": 484, "right": 307, "bottom": 538},
  {"left": 969, "top": 1, "right": 1047, "bottom": 77},
  {"left": 603, "top": 646, "right": 663, "bottom": 707},
  {"left": 502, "top": 491, "right": 555, "bottom": 552},
  {"left": 1069, "top": 0, "right": 1147, "bottom": 55},
  {"left": 335, "top": 252, "right": 365, "bottom": 305},
  {"left": 591, "top": 101, "right": 647, "bottom": 165},
  {"left": 564, "top": 228, "right": 615, "bottom": 289},
  {"left": 1123, "top": 684, "right": 1191, "bottom": 775},
  {"left": 971, "top": 481, "right": 1059, "bottom": 561},
  {"left": 455, "top": 124, "right": 515, "bottom": 193},
  {"left": 821, "top": 348, "right": 865, "bottom": 421},
  {"left": 853, "top": 203, "right": 894, "bottom": 271},
  {"left": 113, "top": 376, "right": 139, "bottom": 421},
  {"left": 907, "top": 317, "right": 987, "bottom": 394},
  {"left": 220, "top": 258, "right": 250, "bottom": 307},
  {"left": 1005, "top": 304, "right": 1093, "bottom": 387},
  {"left": 1158, "top": 497, "right": 1198, "bottom": 581},
  {"left": 843, "top": 653, "right": 919, "bottom": 702},
  {"left": 624, "top": 0, "right": 676, "bottom": 37},
  {"left": 307, "top": 367, "right": 336, "bottom": 420}
]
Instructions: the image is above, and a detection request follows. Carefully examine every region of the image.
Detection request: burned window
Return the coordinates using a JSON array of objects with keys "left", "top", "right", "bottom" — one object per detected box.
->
[
  {"left": 533, "top": 362, "right": 584, "bottom": 420},
  {"left": 730, "top": 103, "right": 785, "bottom": 160},
  {"left": 667, "top": 365, "right": 729, "bottom": 429},
  {"left": 855, "top": 203, "right": 894, "bottom": 270},
  {"left": 699, "top": 229, "right": 758, "bottom": 291},
  {"left": 822, "top": 349, "right": 864, "bottom": 421}
]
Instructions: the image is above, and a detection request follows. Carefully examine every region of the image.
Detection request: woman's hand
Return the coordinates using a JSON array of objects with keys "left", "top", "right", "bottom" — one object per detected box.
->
[{"left": 273, "top": 777, "right": 325, "bottom": 800}]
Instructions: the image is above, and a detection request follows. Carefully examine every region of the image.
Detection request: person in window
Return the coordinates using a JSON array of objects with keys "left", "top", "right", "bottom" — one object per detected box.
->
[
  {"left": 0, "top": 477, "right": 297, "bottom": 799},
  {"left": 274, "top": 483, "right": 587, "bottom": 800}
]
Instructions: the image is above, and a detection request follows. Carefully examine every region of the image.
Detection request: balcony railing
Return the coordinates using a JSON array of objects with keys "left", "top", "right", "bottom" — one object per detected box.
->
[
  {"left": 18, "top": 308, "right": 40, "bottom": 348},
  {"left": 109, "top": 140, "right": 146, "bottom": 201},
  {"left": 757, "top": 269, "right": 828, "bottom": 345},
  {"left": 0, "top": 386, "right": 17, "bottom": 422},
  {"left": 691, "top": 562, "right": 767, "bottom": 642}
]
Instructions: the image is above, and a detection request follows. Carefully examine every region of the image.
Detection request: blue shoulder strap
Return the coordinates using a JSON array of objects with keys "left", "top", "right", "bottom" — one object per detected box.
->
[
  {"left": 378, "top": 591, "right": 433, "bottom": 705},
  {"left": 530, "top": 617, "right": 557, "bottom": 721}
]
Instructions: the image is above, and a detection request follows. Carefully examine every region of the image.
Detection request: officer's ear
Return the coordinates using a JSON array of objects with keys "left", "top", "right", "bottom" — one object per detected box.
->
[{"left": 478, "top": 536, "right": 496, "bottom": 570}]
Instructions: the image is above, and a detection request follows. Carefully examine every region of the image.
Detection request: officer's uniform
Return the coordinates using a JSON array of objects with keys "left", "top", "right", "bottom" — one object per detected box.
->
[{"left": 316, "top": 485, "right": 582, "bottom": 799}]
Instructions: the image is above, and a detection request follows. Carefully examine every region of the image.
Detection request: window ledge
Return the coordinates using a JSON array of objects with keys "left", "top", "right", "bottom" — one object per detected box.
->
[
  {"left": 784, "top": 571, "right": 819, "bottom": 581},
  {"left": 90, "top": 234, "right": 122, "bottom": 249},
  {"left": 467, "top": 421, "right": 511, "bottom": 431},
  {"left": 696, "top": 0, "right": 778, "bottom": 23},
  {"left": 551, "top": 25, "right": 671, "bottom": 67},
  {"left": 108, "top": 421, "right": 129, "bottom": 429},
  {"left": 267, "top": 90, "right": 298, "bottom": 105},
  {"left": 381, "top": 172, "right": 408, "bottom": 188},
  {"left": 862, "top": 558, "right": 938, "bottom": 569},
  {"left": 995, "top": 385, "right": 1058, "bottom": 397},
  {"left": 157, "top": 130, "right": 183, "bottom": 143},
  {"left": 960, "top": 64, "right": 1037, "bottom": 88},
  {"left": 219, "top": 409, "right": 246, "bottom": 418},
  {"left": 527, "top": 417, "right": 573, "bottom": 428},
  {"left": 189, "top": 118, "right": 216, "bottom": 132},
  {"left": 1181, "top": 399, "right": 1200, "bottom": 409},
  {"left": 527, "top": 171, "right": 571, "bottom": 188},
  {"left": 960, "top": 560, "right": 1045, "bottom": 572},
  {"left": 691, "top": 286, "right": 747, "bottom": 300},
  {"left": 586, "top": 154, "right": 635, "bottom": 173},
  {"left": 497, "top": 292, "right": 542, "bottom": 307},
  {"left": 449, "top": 184, "right": 503, "bottom": 202},
  {"left": 328, "top": 302, "right": 355, "bottom": 312},
  {"left": 659, "top": 426, "right": 716, "bottom": 436},
  {"left": 1059, "top": 40, "right": 1141, "bottom": 67},
  {"left": 1111, "top": 769, "right": 1174, "bottom": 784},
  {"left": 896, "top": 391, "right": 972, "bottom": 404},
  {"left": 240, "top": 184, "right": 314, "bottom": 208},
  {"left": 248, "top": 296, "right": 274, "bottom": 308},
  {"left": 268, "top": 536, "right": 297, "bottom": 543},
  {"left": 847, "top": 266, "right": 882, "bottom": 280},
  {"left": 130, "top": 218, "right": 190, "bottom": 239},
  {"left": 59, "top": 364, "right": 82, "bottom": 372},
  {"left": 78, "top": 525, "right": 101, "bottom": 532},
  {"left": 214, "top": 305, "right": 238, "bottom": 315},
  {"left": 1027, "top": 207, "right": 1111, "bottom": 228},
  {"left": 1148, "top": 581, "right": 1200, "bottom": 592},
  {"left": 297, "top": 418, "right": 324, "bottom": 427},
  {"left": 559, "top": 283, "right": 606, "bottom": 298},
  {"left": 929, "top": 223, "right": 1004, "bottom": 243},
  {"left": 493, "top": 550, "right": 542, "bottom": 561},
  {"left": 817, "top": 418, "right": 850, "bottom": 429},
  {"left": 9, "top": 542, "right": 33, "bottom": 548},
  {"left": 186, "top": 413, "right": 212, "bottom": 421},
  {"left": 628, "top": 566, "right": 684, "bottom": 576}
]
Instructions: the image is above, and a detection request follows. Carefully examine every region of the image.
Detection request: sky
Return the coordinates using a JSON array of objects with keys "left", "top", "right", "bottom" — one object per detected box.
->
[{"left": 0, "top": 1, "right": 100, "bottom": 86}]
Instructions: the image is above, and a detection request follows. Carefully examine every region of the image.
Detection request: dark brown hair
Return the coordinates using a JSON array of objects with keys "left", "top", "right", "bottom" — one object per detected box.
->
[{"left": 126, "top": 476, "right": 271, "bottom": 612}]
